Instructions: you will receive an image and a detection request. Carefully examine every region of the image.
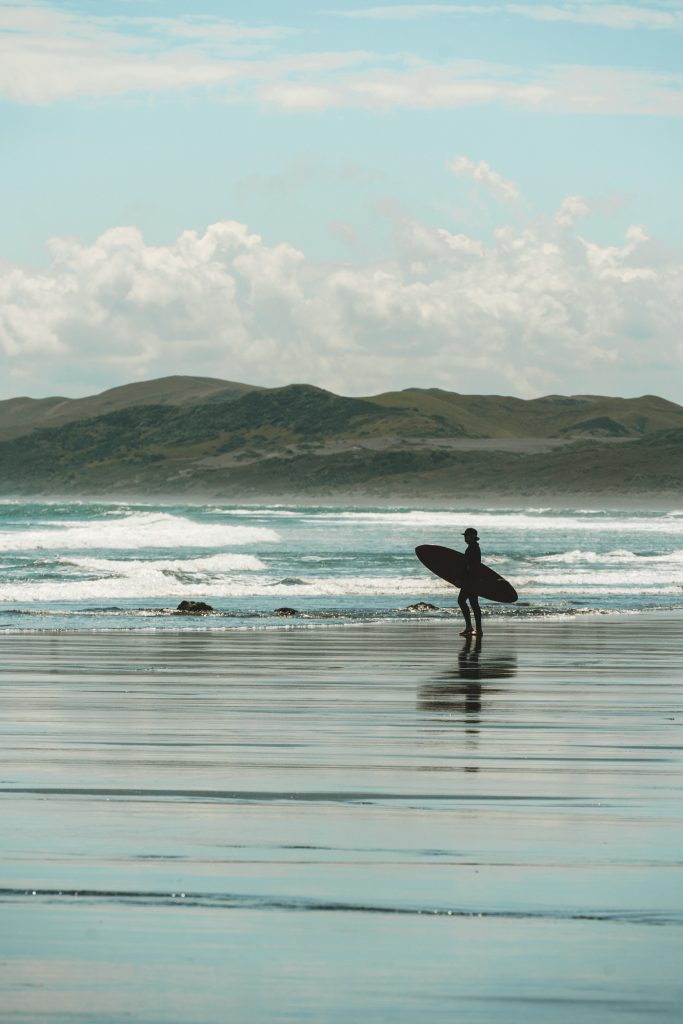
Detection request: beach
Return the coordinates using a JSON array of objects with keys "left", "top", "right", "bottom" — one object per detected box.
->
[{"left": 2, "top": 615, "right": 682, "bottom": 1023}]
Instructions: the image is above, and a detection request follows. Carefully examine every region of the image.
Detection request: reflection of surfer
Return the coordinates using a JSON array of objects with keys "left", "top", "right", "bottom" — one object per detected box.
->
[
  {"left": 458, "top": 527, "right": 482, "bottom": 637},
  {"left": 458, "top": 634, "right": 483, "bottom": 680}
]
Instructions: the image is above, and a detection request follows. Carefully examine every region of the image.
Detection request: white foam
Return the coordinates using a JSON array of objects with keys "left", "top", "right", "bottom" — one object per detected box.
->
[
  {"left": 313, "top": 509, "right": 683, "bottom": 534},
  {"left": 519, "top": 584, "right": 683, "bottom": 596},
  {"left": 0, "top": 570, "right": 446, "bottom": 603},
  {"left": 1, "top": 560, "right": 680, "bottom": 603},
  {"left": 260, "top": 575, "right": 450, "bottom": 598},
  {"left": 532, "top": 549, "right": 674, "bottom": 565},
  {"left": 0, "top": 512, "right": 280, "bottom": 552},
  {"left": 70, "top": 553, "right": 267, "bottom": 574},
  {"left": 517, "top": 565, "right": 682, "bottom": 590},
  {"left": 2, "top": 504, "right": 682, "bottom": 611},
  {"left": 209, "top": 507, "right": 299, "bottom": 517}
]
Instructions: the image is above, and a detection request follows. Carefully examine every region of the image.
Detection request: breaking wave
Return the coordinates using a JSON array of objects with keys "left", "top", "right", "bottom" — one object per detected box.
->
[
  {"left": 533, "top": 548, "right": 683, "bottom": 565},
  {"left": 1, "top": 502, "right": 682, "bottom": 627},
  {"left": 0, "top": 511, "right": 280, "bottom": 552},
  {"left": 0, "top": 571, "right": 445, "bottom": 603},
  {"left": 317, "top": 509, "right": 683, "bottom": 534}
]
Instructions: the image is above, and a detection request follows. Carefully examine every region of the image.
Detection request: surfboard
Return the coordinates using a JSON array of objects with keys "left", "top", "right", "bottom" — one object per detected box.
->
[{"left": 415, "top": 544, "right": 518, "bottom": 604}]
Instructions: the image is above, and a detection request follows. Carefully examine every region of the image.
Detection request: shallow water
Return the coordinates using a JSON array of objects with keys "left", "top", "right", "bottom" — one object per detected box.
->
[
  {"left": 2, "top": 617, "right": 682, "bottom": 1022},
  {"left": 1, "top": 501, "right": 683, "bottom": 630}
]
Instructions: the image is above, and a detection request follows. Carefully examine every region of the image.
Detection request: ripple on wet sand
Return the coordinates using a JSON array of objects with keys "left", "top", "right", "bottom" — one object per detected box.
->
[{"left": 1, "top": 618, "right": 682, "bottom": 1023}]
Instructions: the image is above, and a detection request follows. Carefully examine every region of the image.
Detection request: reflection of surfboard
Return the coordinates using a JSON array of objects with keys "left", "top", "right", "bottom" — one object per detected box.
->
[{"left": 415, "top": 544, "right": 518, "bottom": 604}]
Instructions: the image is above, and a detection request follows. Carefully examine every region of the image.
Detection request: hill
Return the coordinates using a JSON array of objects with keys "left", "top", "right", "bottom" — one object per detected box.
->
[
  {"left": 0, "top": 377, "right": 682, "bottom": 499},
  {"left": 0, "top": 375, "right": 262, "bottom": 441},
  {"left": 367, "top": 389, "right": 683, "bottom": 438}
]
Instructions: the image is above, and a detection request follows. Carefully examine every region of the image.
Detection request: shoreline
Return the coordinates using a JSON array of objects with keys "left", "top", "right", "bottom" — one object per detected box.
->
[{"left": 1, "top": 605, "right": 682, "bottom": 636}]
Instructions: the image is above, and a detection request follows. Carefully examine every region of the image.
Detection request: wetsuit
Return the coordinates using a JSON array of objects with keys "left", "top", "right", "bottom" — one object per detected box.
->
[{"left": 458, "top": 539, "right": 482, "bottom": 634}]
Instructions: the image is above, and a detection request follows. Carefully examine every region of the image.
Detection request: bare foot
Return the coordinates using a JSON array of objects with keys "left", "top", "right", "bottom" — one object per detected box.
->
[{"left": 459, "top": 629, "right": 473, "bottom": 636}]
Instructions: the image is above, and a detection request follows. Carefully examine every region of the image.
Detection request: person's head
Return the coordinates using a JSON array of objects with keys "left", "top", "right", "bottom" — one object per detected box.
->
[{"left": 463, "top": 527, "right": 478, "bottom": 543}]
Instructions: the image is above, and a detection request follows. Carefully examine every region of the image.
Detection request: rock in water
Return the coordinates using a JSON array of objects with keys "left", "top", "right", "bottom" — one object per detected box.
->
[
  {"left": 176, "top": 600, "right": 214, "bottom": 614},
  {"left": 274, "top": 607, "right": 298, "bottom": 617},
  {"left": 406, "top": 602, "right": 439, "bottom": 612}
]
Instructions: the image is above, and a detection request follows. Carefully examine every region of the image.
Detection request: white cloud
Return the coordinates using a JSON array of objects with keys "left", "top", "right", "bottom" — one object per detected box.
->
[
  {"left": 258, "top": 82, "right": 338, "bottom": 112},
  {"left": 0, "top": 2, "right": 284, "bottom": 103},
  {"left": 541, "top": 64, "right": 683, "bottom": 116},
  {"left": 259, "top": 60, "right": 683, "bottom": 116},
  {"left": 452, "top": 156, "right": 521, "bottom": 203},
  {"left": 556, "top": 195, "right": 591, "bottom": 226},
  {"left": 1, "top": 2, "right": 682, "bottom": 114},
  {"left": 334, "top": 2, "right": 683, "bottom": 32},
  {"left": 1, "top": 200, "right": 682, "bottom": 399},
  {"left": 329, "top": 4, "right": 490, "bottom": 19},
  {"left": 509, "top": 2, "right": 683, "bottom": 32}
]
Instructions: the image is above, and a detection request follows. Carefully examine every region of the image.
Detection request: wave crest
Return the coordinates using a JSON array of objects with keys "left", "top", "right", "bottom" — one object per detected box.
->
[{"left": 0, "top": 512, "right": 280, "bottom": 552}]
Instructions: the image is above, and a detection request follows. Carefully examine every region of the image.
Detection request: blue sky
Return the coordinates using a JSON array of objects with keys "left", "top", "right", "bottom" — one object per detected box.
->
[{"left": 1, "top": 0, "right": 682, "bottom": 400}]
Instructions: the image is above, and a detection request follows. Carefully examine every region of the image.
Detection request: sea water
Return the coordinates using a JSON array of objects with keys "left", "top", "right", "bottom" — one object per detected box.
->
[{"left": 0, "top": 501, "right": 682, "bottom": 631}]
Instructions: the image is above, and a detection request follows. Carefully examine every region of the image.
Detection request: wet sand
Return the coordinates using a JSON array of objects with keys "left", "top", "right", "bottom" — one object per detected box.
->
[{"left": 1, "top": 616, "right": 682, "bottom": 1023}]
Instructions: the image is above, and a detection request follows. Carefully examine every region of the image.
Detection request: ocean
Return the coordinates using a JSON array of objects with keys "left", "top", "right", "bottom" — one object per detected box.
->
[
  {"left": 1, "top": 501, "right": 682, "bottom": 630},
  {"left": 4, "top": 504, "right": 683, "bottom": 1022}
]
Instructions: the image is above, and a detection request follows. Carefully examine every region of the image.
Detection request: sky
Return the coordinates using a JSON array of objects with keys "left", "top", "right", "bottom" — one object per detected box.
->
[{"left": 0, "top": 0, "right": 682, "bottom": 401}]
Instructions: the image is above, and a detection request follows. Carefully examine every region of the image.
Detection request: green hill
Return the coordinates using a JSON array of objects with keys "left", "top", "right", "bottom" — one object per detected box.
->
[
  {"left": 0, "top": 375, "right": 261, "bottom": 441},
  {"left": 3, "top": 375, "right": 683, "bottom": 443},
  {"left": 0, "top": 377, "right": 682, "bottom": 499},
  {"left": 367, "top": 389, "right": 683, "bottom": 438}
]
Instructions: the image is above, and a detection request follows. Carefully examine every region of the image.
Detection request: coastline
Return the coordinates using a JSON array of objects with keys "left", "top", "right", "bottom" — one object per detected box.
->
[{"left": 2, "top": 604, "right": 682, "bottom": 637}]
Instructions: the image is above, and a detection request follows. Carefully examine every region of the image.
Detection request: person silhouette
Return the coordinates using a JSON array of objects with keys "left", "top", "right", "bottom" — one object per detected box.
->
[{"left": 458, "top": 527, "right": 483, "bottom": 637}]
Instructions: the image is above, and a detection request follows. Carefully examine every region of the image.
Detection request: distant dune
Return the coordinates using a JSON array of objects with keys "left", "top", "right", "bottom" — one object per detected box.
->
[{"left": 0, "top": 375, "right": 682, "bottom": 499}]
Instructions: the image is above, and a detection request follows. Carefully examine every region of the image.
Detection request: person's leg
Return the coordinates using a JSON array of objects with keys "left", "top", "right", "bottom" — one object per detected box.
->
[
  {"left": 471, "top": 594, "right": 482, "bottom": 635},
  {"left": 458, "top": 589, "right": 473, "bottom": 634}
]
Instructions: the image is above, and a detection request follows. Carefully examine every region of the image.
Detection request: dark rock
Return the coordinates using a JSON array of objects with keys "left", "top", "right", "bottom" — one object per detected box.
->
[
  {"left": 176, "top": 600, "right": 214, "bottom": 613},
  {"left": 406, "top": 601, "right": 439, "bottom": 612},
  {"left": 274, "top": 607, "right": 298, "bottom": 617}
]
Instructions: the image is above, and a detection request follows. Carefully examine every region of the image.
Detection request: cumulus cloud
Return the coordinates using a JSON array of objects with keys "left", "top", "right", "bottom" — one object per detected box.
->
[
  {"left": 451, "top": 156, "right": 521, "bottom": 204},
  {"left": 2, "top": 196, "right": 682, "bottom": 400},
  {"left": 556, "top": 195, "right": 591, "bottom": 226}
]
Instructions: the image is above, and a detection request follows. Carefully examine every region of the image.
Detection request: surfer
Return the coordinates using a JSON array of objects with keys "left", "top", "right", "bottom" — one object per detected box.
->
[{"left": 458, "top": 527, "right": 482, "bottom": 637}]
